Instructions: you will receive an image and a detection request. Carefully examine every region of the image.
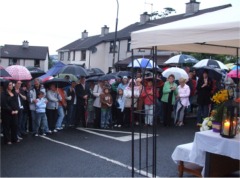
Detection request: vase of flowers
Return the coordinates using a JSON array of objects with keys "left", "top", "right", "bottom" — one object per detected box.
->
[{"left": 211, "top": 89, "right": 229, "bottom": 132}]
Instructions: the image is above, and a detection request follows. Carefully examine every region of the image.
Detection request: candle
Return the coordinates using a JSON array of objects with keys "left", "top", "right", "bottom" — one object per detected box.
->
[{"left": 223, "top": 120, "right": 230, "bottom": 135}]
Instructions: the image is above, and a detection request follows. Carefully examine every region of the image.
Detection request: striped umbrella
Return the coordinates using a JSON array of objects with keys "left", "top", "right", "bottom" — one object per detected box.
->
[{"left": 5, "top": 65, "right": 32, "bottom": 81}]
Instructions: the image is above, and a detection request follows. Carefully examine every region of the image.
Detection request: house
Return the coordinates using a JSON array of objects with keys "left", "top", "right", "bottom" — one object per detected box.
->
[
  {"left": 0, "top": 41, "right": 49, "bottom": 72},
  {"left": 57, "top": 0, "right": 232, "bottom": 73}
]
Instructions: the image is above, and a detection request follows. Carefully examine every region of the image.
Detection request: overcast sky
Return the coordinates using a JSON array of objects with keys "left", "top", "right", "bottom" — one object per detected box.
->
[{"left": 0, "top": 0, "right": 239, "bottom": 54}]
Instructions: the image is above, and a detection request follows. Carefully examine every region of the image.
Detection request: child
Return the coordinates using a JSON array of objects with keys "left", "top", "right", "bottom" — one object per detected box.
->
[
  {"left": 35, "top": 91, "right": 51, "bottom": 136},
  {"left": 114, "top": 88, "right": 125, "bottom": 127},
  {"left": 100, "top": 86, "right": 113, "bottom": 129},
  {"left": 141, "top": 80, "right": 159, "bottom": 126}
]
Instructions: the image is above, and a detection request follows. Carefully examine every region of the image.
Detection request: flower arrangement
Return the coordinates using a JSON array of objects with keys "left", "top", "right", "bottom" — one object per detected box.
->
[
  {"left": 211, "top": 89, "right": 229, "bottom": 122},
  {"left": 200, "top": 116, "right": 214, "bottom": 131}
]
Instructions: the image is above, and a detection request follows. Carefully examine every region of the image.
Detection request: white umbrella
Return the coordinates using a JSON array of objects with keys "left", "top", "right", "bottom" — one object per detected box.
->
[
  {"left": 193, "top": 59, "right": 228, "bottom": 70},
  {"left": 164, "top": 54, "right": 199, "bottom": 64},
  {"left": 162, "top": 67, "right": 189, "bottom": 80}
]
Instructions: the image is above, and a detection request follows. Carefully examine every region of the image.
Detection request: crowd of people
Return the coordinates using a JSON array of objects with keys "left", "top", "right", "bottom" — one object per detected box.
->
[{"left": 1, "top": 67, "right": 231, "bottom": 145}]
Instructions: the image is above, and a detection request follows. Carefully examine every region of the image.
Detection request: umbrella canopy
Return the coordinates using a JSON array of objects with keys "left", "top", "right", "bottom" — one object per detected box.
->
[
  {"left": 86, "top": 76, "right": 100, "bottom": 82},
  {"left": 98, "top": 73, "right": 120, "bottom": 81},
  {"left": 227, "top": 70, "right": 240, "bottom": 78},
  {"left": 5, "top": 65, "right": 32, "bottom": 81},
  {"left": 26, "top": 66, "right": 46, "bottom": 79},
  {"left": 164, "top": 54, "right": 199, "bottom": 64},
  {"left": 55, "top": 73, "right": 78, "bottom": 82},
  {"left": 38, "top": 61, "right": 65, "bottom": 80},
  {"left": 87, "top": 68, "right": 105, "bottom": 76},
  {"left": 58, "top": 65, "right": 89, "bottom": 77},
  {"left": 162, "top": 67, "right": 189, "bottom": 80},
  {"left": 225, "top": 63, "right": 236, "bottom": 70},
  {"left": 116, "top": 71, "right": 132, "bottom": 77},
  {"left": 43, "top": 78, "right": 71, "bottom": 88},
  {"left": 195, "top": 66, "right": 222, "bottom": 81},
  {"left": 127, "top": 58, "right": 159, "bottom": 69},
  {"left": 193, "top": 59, "right": 228, "bottom": 70},
  {"left": 231, "top": 65, "right": 240, "bottom": 71},
  {"left": 0, "top": 65, "right": 11, "bottom": 77}
]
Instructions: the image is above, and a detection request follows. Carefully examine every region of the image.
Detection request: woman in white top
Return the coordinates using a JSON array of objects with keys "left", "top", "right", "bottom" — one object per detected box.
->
[
  {"left": 175, "top": 78, "right": 190, "bottom": 126},
  {"left": 93, "top": 81, "right": 104, "bottom": 128}
]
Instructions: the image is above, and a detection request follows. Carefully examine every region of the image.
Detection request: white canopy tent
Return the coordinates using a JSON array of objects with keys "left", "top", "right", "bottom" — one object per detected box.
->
[{"left": 131, "top": 6, "right": 240, "bottom": 56}]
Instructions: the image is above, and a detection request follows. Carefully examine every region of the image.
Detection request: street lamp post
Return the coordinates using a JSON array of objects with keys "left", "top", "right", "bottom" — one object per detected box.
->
[{"left": 112, "top": 0, "right": 119, "bottom": 72}]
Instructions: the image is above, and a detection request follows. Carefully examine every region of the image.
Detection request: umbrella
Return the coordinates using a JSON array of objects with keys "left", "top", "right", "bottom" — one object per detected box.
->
[
  {"left": 225, "top": 63, "right": 236, "bottom": 70},
  {"left": 58, "top": 65, "right": 89, "bottom": 77},
  {"left": 127, "top": 58, "right": 159, "bottom": 69},
  {"left": 98, "top": 73, "right": 120, "bottom": 81},
  {"left": 0, "top": 65, "right": 11, "bottom": 77},
  {"left": 26, "top": 66, "right": 46, "bottom": 79},
  {"left": 0, "top": 77, "right": 9, "bottom": 86},
  {"left": 5, "top": 65, "right": 32, "bottom": 81},
  {"left": 195, "top": 66, "right": 222, "bottom": 81},
  {"left": 43, "top": 78, "right": 71, "bottom": 88},
  {"left": 193, "top": 59, "right": 228, "bottom": 70},
  {"left": 116, "top": 71, "right": 132, "bottom": 77},
  {"left": 227, "top": 70, "right": 240, "bottom": 78},
  {"left": 164, "top": 54, "right": 199, "bottom": 64},
  {"left": 162, "top": 67, "right": 189, "bottom": 80},
  {"left": 55, "top": 73, "right": 78, "bottom": 82},
  {"left": 231, "top": 65, "right": 240, "bottom": 71},
  {"left": 86, "top": 76, "right": 99, "bottom": 82},
  {"left": 87, "top": 68, "right": 105, "bottom": 76}
]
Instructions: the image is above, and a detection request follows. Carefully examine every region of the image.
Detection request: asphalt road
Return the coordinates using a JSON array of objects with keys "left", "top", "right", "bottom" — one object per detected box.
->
[{"left": 1, "top": 117, "right": 199, "bottom": 177}]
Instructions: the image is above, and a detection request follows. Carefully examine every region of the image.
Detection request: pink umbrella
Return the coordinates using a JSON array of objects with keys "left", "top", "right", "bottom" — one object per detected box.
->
[
  {"left": 5, "top": 65, "right": 32, "bottom": 81},
  {"left": 227, "top": 70, "right": 240, "bottom": 78}
]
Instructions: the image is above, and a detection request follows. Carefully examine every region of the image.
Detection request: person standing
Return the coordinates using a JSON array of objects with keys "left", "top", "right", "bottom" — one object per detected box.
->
[
  {"left": 175, "top": 78, "right": 190, "bottom": 126},
  {"left": 114, "top": 88, "right": 125, "bottom": 127},
  {"left": 75, "top": 76, "right": 88, "bottom": 127},
  {"left": 1, "top": 81, "right": 20, "bottom": 144},
  {"left": 161, "top": 74, "right": 178, "bottom": 127},
  {"left": 55, "top": 87, "right": 67, "bottom": 130},
  {"left": 65, "top": 81, "right": 77, "bottom": 127},
  {"left": 46, "top": 84, "right": 61, "bottom": 132},
  {"left": 100, "top": 86, "right": 113, "bottom": 129},
  {"left": 93, "top": 81, "right": 103, "bottom": 128},
  {"left": 196, "top": 70, "right": 213, "bottom": 126}
]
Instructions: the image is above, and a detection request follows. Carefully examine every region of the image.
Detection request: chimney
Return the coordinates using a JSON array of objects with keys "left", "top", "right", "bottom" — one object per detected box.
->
[
  {"left": 140, "top": 12, "right": 150, "bottom": 24},
  {"left": 22, "top": 40, "right": 29, "bottom": 48},
  {"left": 82, "top": 30, "right": 88, "bottom": 39},
  {"left": 101, "top": 25, "right": 109, "bottom": 36},
  {"left": 185, "top": 0, "right": 200, "bottom": 14}
]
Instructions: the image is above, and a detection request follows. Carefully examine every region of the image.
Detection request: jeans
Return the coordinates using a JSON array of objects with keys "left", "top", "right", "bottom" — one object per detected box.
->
[
  {"left": 31, "top": 110, "right": 37, "bottom": 133},
  {"left": 56, "top": 106, "right": 65, "bottom": 128},
  {"left": 66, "top": 104, "right": 76, "bottom": 126},
  {"left": 101, "top": 108, "right": 111, "bottom": 128},
  {"left": 20, "top": 111, "right": 28, "bottom": 133},
  {"left": 197, "top": 104, "right": 210, "bottom": 124},
  {"left": 145, "top": 104, "right": 153, "bottom": 125},
  {"left": 36, "top": 112, "right": 50, "bottom": 133}
]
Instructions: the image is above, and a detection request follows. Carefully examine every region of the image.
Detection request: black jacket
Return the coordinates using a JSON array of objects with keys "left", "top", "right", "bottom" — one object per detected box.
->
[
  {"left": 75, "top": 83, "right": 88, "bottom": 106},
  {"left": 1, "top": 91, "right": 19, "bottom": 114},
  {"left": 196, "top": 77, "right": 213, "bottom": 105}
]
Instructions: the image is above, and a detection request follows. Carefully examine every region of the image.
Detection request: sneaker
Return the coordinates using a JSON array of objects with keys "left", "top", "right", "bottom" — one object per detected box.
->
[
  {"left": 41, "top": 133, "right": 46, "bottom": 136},
  {"left": 34, "top": 133, "right": 39, "bottom": 137},
  {"left": 17, "top": 135, "right": 23, "bottom": 140},
  {"left": 114, "top": 124, "right": 118, "bottom": 127},
  {"left": 56, "top": 127, "right": 63, "bottom": 131},
  {"left": 46, "top": 130, "right": 52, "bottom": 134},
  {"left": 53, "top": 129, "right": 58, "bottom": 133},
  {"left": 118, "top": 125, "right": 122, "bottom": 128}
]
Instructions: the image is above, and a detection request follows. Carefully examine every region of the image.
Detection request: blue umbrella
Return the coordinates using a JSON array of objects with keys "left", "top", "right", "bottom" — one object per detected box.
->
[{"left": 127, "top": 58, "right": 159, "bottom": 69}]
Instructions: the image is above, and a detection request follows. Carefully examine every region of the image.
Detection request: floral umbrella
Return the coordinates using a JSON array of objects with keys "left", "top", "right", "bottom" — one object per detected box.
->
[{"left": 5, "top": 65, "right": 32, "bottom": 81}]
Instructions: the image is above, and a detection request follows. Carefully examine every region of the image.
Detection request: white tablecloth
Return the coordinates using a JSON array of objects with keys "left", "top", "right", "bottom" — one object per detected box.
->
[{"left": 189, "top": 130, "right": 240, "bottom": 167}]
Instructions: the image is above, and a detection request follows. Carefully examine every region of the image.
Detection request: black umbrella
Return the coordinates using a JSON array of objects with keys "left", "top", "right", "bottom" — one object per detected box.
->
[
  {"left": 43, "top": 78, "right": 71, "bottom": 88},
  {"left": 26, "top": 66, "right": 46, "bottom": 79},
  {"left": 195, "top": 66, "right": 222, "bottom": 81},
  {"left": 98, "top": 74, "right": 119, "bottom": 81},
  {"left": 87, "top": 68, "right": 105, "bottom": 76},
  {"left": 58, "top": 65, "right": 89, "bottom": 77},
  {"left": 116, "top": 71, "right": 132, "bottom": 77},
  {"left": 86, "top": 76, "right": 100, "bottom": 82},
  {"left": 0, "top": 68, "right": 11, "bottom": 77},
  {"left": 0, "top": 78, "right": 9, "bottom": 86}
]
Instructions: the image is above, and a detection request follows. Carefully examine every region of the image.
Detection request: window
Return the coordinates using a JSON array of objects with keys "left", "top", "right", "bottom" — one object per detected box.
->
[
  {"left": 60, "top": 52, "right": 64, "bottom": 61},
  {"left": 67, "top": 51, "right": 70, "bottom": 61},
  {"left": 72, "top": 51, "right": 75, "bottom": 61},
  {"left": 34, "top": 60, "right": 40, "bottom": 67},
  {"left": 127, "top": 39, "right": 131, "bottom": 52},
  {"left": 81, "top": 50, "right": 86, "bottom": 61},
  {"left": 109, "top": 41, "right": 118, "bottom": 53},
  {"left": 9, "top": 59, "right": 18, "bottom": 65}
]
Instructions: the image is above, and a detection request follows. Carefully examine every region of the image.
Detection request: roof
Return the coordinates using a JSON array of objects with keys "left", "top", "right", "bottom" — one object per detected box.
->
[
  {"left": 0, "top": 45, "right": 49, "bottom": 60},
  {"left": 58, "top": 4, "right": 231, "bottom": 52}
]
